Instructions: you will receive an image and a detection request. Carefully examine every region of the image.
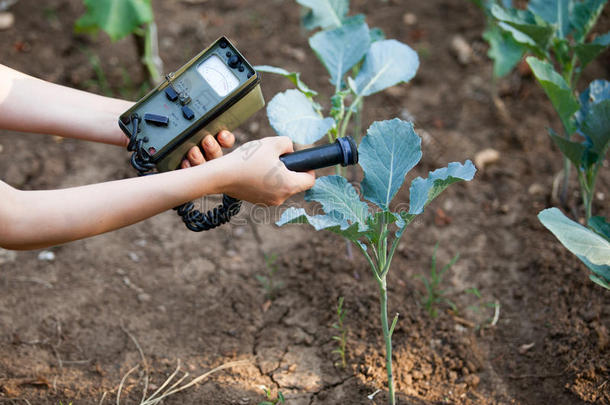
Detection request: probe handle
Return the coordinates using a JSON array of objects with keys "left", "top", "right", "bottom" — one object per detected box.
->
[{"left": 280, "top": 136, "right": 358, "bottom": 172}]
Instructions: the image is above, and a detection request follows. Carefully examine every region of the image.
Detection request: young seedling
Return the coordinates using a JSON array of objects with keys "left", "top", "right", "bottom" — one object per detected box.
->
[
  {"left": 485, "top": 0, "right": 609, "bottom": 205},
  {"left": 417, "top": 243, "right": 460, "bottom": 318},
  {"left": 539, "top": 208, "right": 610, "bottom": 290},
  {"left": 75, "top": 0, "right": 163, "bottom": 84},
  {"left": 258, "top": 387, "right": 285, "bottom": 405},
  {"left": 277, "top": 118, "right": 476, "bottom": 404},
  {"left": 256, "top": 253, "right": 283, "bottom": 300},
  {"left": 331, "top": 296, "right": 348, "bottom": 368}
]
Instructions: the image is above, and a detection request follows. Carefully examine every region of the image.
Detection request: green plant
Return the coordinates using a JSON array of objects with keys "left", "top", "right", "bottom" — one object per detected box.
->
[
  {"left": 417, "top": 243, "right": 460, "bottom": 318},
  {"left": 277, "top": 119, "right": 476, "bottom": 404},
  {"left": 331, "top": 296, "right": 348, "bottom": 368},
  {"left": 259, "top": 387, "right": 285, "bottom": 405},
  {"left": 75, "top": 0, "right": 163, "bottom": 84},
  {"left": 256, "top": 1, "right": 413, "bottom": 157},
  {"left": 539, "top": 208, "right": 610, "bottom": 289},
  {"left": 486, "top": 0, "right": 609, "bottom": 205},
  {"left": 256, "top": 253, "right": 283, "bottom": 300}
]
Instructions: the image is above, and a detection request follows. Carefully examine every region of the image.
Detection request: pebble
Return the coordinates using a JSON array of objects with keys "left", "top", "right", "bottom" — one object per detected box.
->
[
  {"left": 38, "top": 250, "right": 55, "bottom": 261},
  {"left": 528, "top": 183, "right": 545, "bottom": 196},
  {"left": 402, "top": 13, "right": 417, "bottom": 26},
  {"left": 0, "top": 248, "right": 16, "bottom": 265},
  {"left": 137, "top": 293, "right": 151, "bottom": 303},
  {"left": 0, "top": 12, "right": 14, "bottom": 30},
  {"left": 128, "top": 252, "right": 140, "bottom": 262},
  {"left": 0, "top": 144, "right": 3, "bottom": 153},
  {"left": 474, "top": 148, "right": 500, "bottom": 170},
  {"left": 450, "top": 35, "right": 473, "bottom": 65},
  {"left": 518, "top": 342, "right": 535, "bottom": 354}
]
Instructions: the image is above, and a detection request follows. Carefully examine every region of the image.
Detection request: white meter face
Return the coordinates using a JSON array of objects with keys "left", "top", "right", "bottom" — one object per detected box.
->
[{"left": 197, "top": 55, "right": 240, "bottom": 97}]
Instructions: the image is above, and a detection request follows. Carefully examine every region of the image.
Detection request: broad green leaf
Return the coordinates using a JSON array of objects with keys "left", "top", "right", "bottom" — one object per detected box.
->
[
  {"left": 353, "top": 40, "right": 419, "bottom": 96},
  {"left": 276, "top": 207, "right": 364, "bottom": 240},
  {"left": 538, "top": 208, "right": 610, "bottom": 266},
  {"left": 580, "top": 100, "right": 610, "bottom": 155},
  {"left": 309, "top": 21, "right": 370, "bottom": 86},
  {"left": 483, "top": 25, "right": 526, "bottom": 78},
  {"left": 590, "top": 216, "right": 610, "bottom": 241},
  {"left": 75, "top": 0, "right": 153, "bottom": 41},
  {"left": 297, "top": 0, "right": 349, "bottom": 30},
  {"left": 570, "top": 0, "right": 607, "bottom": 42},
  {"left": 526, "top": 57, "right": 579, "bottom": 132},
  {"left": 548, "top": 128, "right": 588, "bottom": 167},
  {"left": 305, "top": 176, "right": 369, "bottom": 228},
  {"left": 267, "top": 89, "right": 334, "bottom": 144},
  {"left": 255, "top": 65, "right": 318, "bottom": 98},
  {"left": 491, "top": 5, "right": 554, "bottom": 50},
  {"left": 528, "top": 0, "right": 570, "bottom": 38},
  {"left": 539, "top": 208, "right": 610, "bottom": 288},
  {"left": 575, "top": 79, "right": 610, "bottom": 129},
  {"left": 359, "top": 119, "right": 422, "bottom": 210},
  {"left": 590, "top": 274, "right": 610, "bottom": 289},
  {"left": 573, "top": 32, "right": 610, "bottom": 68},
  {"left": 408, "top": 161, "right": 477, "bottom": 215}
]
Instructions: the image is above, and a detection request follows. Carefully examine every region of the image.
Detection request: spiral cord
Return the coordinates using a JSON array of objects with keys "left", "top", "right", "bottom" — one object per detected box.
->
[{"left": 126, "top": 114, "right": 242, "bottom": 231}]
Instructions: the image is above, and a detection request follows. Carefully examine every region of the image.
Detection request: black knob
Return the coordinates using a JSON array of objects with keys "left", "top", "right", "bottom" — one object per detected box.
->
[
  {"left": 228, "top": 55, "right": 240, "bottom": 68},
  {"left": 280, "top": 136, "right": 358, "bottom": 172}
]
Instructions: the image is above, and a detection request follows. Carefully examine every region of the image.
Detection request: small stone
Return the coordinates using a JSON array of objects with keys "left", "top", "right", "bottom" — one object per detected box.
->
[
  {"left": 137, "top": 293, "right": 151, "bottom": 302},
  {"left": 474, "top": 148, "right": 500, "bottom": 170},
  {"left": 0, "top": 12, "right": 14, "bottom": 31},
  {"left": 135, "top": 239, "right": 147, "bottom": 247},
  {"left": 0, "top": 144, "right": 3, "bottom": 153},
  {"left": 0, "top": 248, "right": 17, "bottom": 265},
  {"left": 38, "top": 250, "right": 55, "bottom": 261},
  {"left": 450, "top": 35, "right": 473, "bottom": 65},
  {"left": 463, "top": 374, "right": 480, "bottom": 388},
  {"left": 248, "top": 121, "right": 259, "bottom": 134},
  {"left": 402, "top": 13, "right": 417, "bottom": 25},
  {"left": 528, "top": 183, "right": 545, "bottom": 196},
  {"left": 596, "top": 192, "right": 605, "bottom": 201},
  {"left": 518, "top": 342, "right": 535, "bottom": 354},
  {"left": 128, "top": 252, "right": 140, "bottom": 262}
]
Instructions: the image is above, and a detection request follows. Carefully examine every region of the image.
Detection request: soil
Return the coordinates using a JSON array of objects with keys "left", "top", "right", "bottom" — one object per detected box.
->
[{"left": 0, "top": 0, "right": 609, "bottom": 404}]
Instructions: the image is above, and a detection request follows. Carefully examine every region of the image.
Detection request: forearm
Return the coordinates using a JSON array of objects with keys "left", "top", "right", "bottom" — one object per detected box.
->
[
  {"left": 0, "top": 64, "right": 132, "bottom": 147},
  {"left": 0, "top": 160, "right": 227, "bottom": 250}
]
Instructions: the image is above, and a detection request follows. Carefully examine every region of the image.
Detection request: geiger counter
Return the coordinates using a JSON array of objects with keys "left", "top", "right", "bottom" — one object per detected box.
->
[{"left": 119, "top": 36, "right": 357, "bottom": 232}]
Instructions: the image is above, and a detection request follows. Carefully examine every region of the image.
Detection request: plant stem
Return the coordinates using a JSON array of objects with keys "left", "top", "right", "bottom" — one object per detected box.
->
[{"left": 379, "top": 277, "right": 395, "bottom": 405}]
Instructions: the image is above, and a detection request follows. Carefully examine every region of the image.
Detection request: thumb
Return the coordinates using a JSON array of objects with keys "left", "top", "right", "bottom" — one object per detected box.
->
[{"left": 290, "top": 170, "right": 316, "bottom": 193}]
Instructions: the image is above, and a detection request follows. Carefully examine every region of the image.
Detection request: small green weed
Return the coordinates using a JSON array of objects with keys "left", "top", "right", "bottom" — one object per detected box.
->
[
  {"left": 256, "top": 253, "right": 283, "bottom": 300},
  {"left": 259, "top": 387, "right": 285, "bottom": 405},
  {"left": 417, "top": 243, "right": 459, "bottom": 318},
  {"left": 331, "top": 296, "right": 348, "bottom": 368}
]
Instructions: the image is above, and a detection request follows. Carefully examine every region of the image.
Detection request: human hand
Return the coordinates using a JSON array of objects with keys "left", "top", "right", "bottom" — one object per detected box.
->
[
  {"left": 218, "top": 136, "right": 315, "bottom": 206},
  {"left": 180, "top": 130, "right": 235, "bottom": 168}
]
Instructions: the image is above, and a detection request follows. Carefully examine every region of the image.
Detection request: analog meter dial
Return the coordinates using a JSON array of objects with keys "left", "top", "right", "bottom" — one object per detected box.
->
[{"left": 197, "top": 55, "right": 240, "bottom": 97}]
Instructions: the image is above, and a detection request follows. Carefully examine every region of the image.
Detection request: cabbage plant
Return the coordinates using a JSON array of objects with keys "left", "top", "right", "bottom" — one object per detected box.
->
[
  {"left": 277, "top": 119, "right": 476, "bottom": 404},
  {"left": 75, "top": 0, "right": 163, "bottom": 84},
  {"left": 484, "top": 0, "right": 609, "bottom": 203}
]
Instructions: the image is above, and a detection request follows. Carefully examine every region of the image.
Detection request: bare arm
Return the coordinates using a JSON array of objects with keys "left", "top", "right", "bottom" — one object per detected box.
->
[
  {"left": 0, "top": 137, "right": 315, "bottom": 250},
  {"left": 0, "top": 63, "right": 132, "bottom": 147}
]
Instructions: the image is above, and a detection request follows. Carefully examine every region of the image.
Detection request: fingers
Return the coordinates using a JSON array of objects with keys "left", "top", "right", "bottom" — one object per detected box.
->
[
  {"left": 186, "top": 146, "right": 205, "bottom": 166},
  {"left": 201, "top": 135, "right": 223, "bottom": 160},
  {"left": 216, "top": 130, "right": 235, "bottom": 148},
  {"left": 275, "top": 136, "right": 294, "bottom": 154},
  {"left": 290, "top": 170, "right": 316, "bottom": 193}
]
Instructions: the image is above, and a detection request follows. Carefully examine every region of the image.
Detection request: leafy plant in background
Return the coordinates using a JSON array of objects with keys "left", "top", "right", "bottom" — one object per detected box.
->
[
  {"left": 417, "top": 243, "right": 460, "bottom": 318},
  {"left": 75, "top": 0, "right": 163, "bottom": 84},
  {"left": 331, "top": 296, "right": 348, "bottom": 368},
  {"left": 539, "top": 208, "right": 610, "bottom": 289},
  {"left": 277, "top": 118, "right": 476, "bottom": 404},
  {"left": 256, "top": 0, "right": 415, "bottom": 164},
  {"left": 483, "top": 0, "right": 609, "bottom": 205}
]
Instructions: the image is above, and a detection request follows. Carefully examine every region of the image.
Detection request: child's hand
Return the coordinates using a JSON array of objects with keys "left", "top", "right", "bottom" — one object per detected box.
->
[
  {"left": 219, "top": 136, "right": 315, "bottom": 206},
  {"left": 181, "top": 130, "right": 235, "bottom": 168}
]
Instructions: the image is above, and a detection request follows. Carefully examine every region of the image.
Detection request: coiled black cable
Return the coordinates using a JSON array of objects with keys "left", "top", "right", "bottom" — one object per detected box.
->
[{"left": 126, "top": 114, "right": 242, "bottom": 232}]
